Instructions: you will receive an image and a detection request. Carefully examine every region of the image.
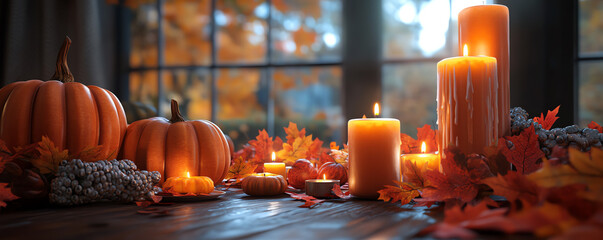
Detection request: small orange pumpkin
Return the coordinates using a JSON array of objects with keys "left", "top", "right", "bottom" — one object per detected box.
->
[
  {"left": 121, "top": 99, "right": 231, "bottom": 184},
  {"left": 242, "top": 173, "right": 287, "bottom": 196},
  {"left": 0, "top": 37, "right": 126, "bottom": 157},
  {"left": 318, "top": 162, "right": 348, "bottom": 185},
  {"left": 163, "top": 174, "right": 214, "bottom": 194}
]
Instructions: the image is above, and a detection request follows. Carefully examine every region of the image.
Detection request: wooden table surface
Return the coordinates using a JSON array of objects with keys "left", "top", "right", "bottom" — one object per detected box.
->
[{"left": 0, "top": 189, "right": 527, "bottom": 239}]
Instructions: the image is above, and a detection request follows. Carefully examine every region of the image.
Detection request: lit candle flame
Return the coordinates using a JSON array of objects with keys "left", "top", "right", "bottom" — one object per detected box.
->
[
  {"left": 463, "top": 44, "right": 468, "bottom": 57},
  {"left": 186, "top": 172, "right": 191, "bottom": 178},
  {"left": 374, "top": 102, "right": 380, "bottom": 117},
  {"left": 271, "top": 151, "right": 276, "bottom": 162},
  {"left": 323, "top": 174, "right": 326, "bottom": 180},
  {"left": 421, "top": 142, "right": 427, "bottom": 153}
]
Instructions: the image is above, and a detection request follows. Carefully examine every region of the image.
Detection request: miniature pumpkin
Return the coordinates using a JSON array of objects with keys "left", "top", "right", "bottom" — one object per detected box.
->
[
  {"left": 318, "top": 162, "right": 348, "bottom": 185},
  {"left": 0, "top": 37, "right": 127, "bottom": 158},
  {"left": 242, "top": 173, "right": 287, "bottom": 196},
  {"left": 121, "top": 99, "right": 231, "bottom": 184},
  {"left": 163, "top": 174, "right": 214, "bottom": 194}
]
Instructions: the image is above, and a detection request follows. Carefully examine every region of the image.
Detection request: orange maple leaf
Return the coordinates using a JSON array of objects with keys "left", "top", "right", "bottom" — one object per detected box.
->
[
  {"left": 533, "top": 105, "right": 560, "bottom": 130},
  {"left": 377, "top": 180, "right": 421, "bottom": 205},
  {"left": 482, "top": 171, "right": 541, "bottom": 205},
  {"left": 0, "top": 183, "right": 18, "bottom": 209},
  {"left": 329, "top": 142, "right": 339, "bottom": 150},
  {"left": 402, "top": 159, "right": 429, "bottom": 188},
  {"left": 277, "top": 135, "right": 313, "bottom": 165},
  {"left": 225, "top": 156, "right": 255, "bottom": 181},
  {"left": 588, "top": 121, "right": 603, "bottom": 133},
  {"left": 31, "top": 136, "right": 69, "bottom": 175},
  {"left": 283, "top": 122, "right": 306, "bottom": 145},
  {"left": 417, "top": 124, "right": 438, "bottom": 153},
  {"left": 249, "top": 129, "right": 274, "bottom": 164},
  {"left": 307, "top": 138, "right": 324, "bottom": 160}
]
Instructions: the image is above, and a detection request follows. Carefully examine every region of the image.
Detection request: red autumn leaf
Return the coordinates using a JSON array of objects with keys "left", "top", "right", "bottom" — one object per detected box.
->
[
  {"left": 317, "top": 150, "right": 334, "bottom": 169},
  {"left": 248, "top": 130, "right": 274, "bottom": 164},
  {"left": 542, "top": 184, "right": 598, "bottom": 220},
  {"left": 417, "top": 124, "right": 438, "bottom": 153},
  {"left": 225, "top": 156, "right": 255, "bottom": 181},
  {"left": 588, "top": 121, "right": 603, "bottom": 133},
  {"left": 400, "top": 133, "right": 419, "bottom": 154},
  {"left": 272, "top": 136, "right": 284, "bottom": 152},
  {"left": 498, "top": 125, "right": 545, "bottom": 174},
  {"left": 330, "top": 142, "right": 339, "bottom": 150},
  {"left": 331, "top": 184, "right": 351, "bottom": 199},
  {"left": 233, "top": 144, "right": 254, "bottom": 161},
  {"left": 554, "top": 209, "right": 603, "bottom": 240},
  {"left": 533, "top": 105, "right": 560, "bottom": 130},
  {"left": 283, "top": 122, "right": 306, "bottom": 145},
  {"left": 377, "top": 181, "right": 421, "bottom": 205},
  {"left": 0, "top": 183, "right": 19, "bottom": 209},
  {"left": 31, "top": 136, "right": 69, "bottom": 174},
  {"left": 285, "top": 192, "right": 324, "bottom": 208},
  {"left": 402, "top": 159, "right": 429, "bottom": 188},
  {"left": 421, "top": 149, "right": 481, "bottom": 203},
  {"left": 482, "top": 171, "right": 541, "bottom": 205}
]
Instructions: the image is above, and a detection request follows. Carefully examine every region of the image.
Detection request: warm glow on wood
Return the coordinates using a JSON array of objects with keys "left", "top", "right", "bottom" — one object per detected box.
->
[
  {"left": 421, "top": 142, "right": 427, "bottom": 153},
  {"left": 463, "top": 44, "right": 468, "bottom": 56},
  {"left": 374, "top": 103, "right": 380, "bottom": 116}
]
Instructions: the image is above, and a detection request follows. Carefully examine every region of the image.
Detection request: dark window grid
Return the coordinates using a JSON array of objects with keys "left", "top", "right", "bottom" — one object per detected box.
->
[{"left": 128, "top": 0, "right": 345, "bottom": 137}]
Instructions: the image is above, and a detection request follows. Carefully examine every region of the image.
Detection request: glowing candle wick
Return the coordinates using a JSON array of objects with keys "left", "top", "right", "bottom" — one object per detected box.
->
[
  {"left": 374, "top": 103, "right": 380, "bottom": 117},
  {"left": 271, "top": 151, "right": 276, "bottom": 162},
  {"left": 323, "top": 174, "right": 326, "bottom": 180},
  {"left": 186, "top": 172, "right": 191, "bottom": 178},
  {"left": 421, "top": 142, "right": 427, "bottom": 153}
]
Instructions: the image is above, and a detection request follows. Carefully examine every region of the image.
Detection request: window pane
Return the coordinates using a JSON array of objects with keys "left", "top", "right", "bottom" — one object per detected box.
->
[
  {"left": 130, "top": 2, "right": 158, "bottom": 67},
  {"left": 215, "top": 68, "right": 268, "bottom": 147},
  {"left": 579, "top": 60, "right": 603, "bottom": 126},
  {"left": 382, "top": 0, "right": 452, "bottom": 59},
  {"left": 160, "top": 69, "right": 212, "bottom": 120},
  {"left": 579, "top": 0, "right": 603, "bottom": 56},
  {"left": 215, "top": 0, "right": 267, "bottom": 64},
  {"left": 128, "top": 71, "right": 159, "bottom": 123},
  {"left": 163, "top": 0, "right": 211, "bottom": 65},
  {"left": 272, "top": 66, "right": 343, "bottom": 144},
  {"left": 382, "top": 63, "right": 437, "bottom": 137},
  {"left": 271, "top": 0, "right": 342, "bottom": 63}
]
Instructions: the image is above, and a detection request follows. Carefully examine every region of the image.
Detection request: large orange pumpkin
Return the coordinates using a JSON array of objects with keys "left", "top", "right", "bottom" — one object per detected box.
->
[
  {"left": 0, "top": 37, "right": 127, "bottom": 157},
  {"left": 121, "top": 99, "right": 231, "bottom": 184}
]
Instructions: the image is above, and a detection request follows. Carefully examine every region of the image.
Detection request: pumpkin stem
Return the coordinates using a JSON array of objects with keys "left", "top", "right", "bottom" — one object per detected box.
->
[
  {"left": 170, "top": 99, "right": 186, "bottom": 123},
  {"left": 51, "top": 36, "right": 74, "bottom": 83}
]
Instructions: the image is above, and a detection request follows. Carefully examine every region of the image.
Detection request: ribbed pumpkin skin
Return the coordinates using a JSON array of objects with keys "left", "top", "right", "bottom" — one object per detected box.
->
[
  {"left": 242, "top": 173, "right": 287, "bottom": 196},
  {"left": 163, "top": 176, "right": 214, "bottom": 194},
  {"left": 121, "top": 102, "right": 231, "bottom": 184},
  {"left": 0, "top": 80, "right": 127, "bottom": 158}
]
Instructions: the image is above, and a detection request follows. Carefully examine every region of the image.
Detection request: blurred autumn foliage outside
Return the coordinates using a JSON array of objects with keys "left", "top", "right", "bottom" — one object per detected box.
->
[{"left": 578, "top": 0, "right": 603, "bottom": 127}]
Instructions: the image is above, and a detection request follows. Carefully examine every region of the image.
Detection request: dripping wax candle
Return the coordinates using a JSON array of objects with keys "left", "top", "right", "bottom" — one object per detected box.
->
[
  {"left": 437, "top": 45, "right": 498, "bottom": 155},
  {"left": 348, "top": 103, "right": 401, "bottom": 199},
  {"left": 459, "top": 4, "right": 510, "bottom": 138}
]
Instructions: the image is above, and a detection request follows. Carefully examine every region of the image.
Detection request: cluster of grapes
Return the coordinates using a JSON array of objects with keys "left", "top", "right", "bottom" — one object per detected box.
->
[
  {"left": 510, "top": 107, "right": 603, "bottom": 156},
  {"left": 49, "top": 159, "right": 161, "bottom": 206}
]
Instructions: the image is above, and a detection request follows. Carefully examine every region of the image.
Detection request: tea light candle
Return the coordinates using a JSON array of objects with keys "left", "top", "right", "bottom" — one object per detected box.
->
[
  {"left": 264, "top": 152, "right": 286, "bottom": 178},
  {"left": 348, "top": 103, "right": 401, "bottom": 199},
  {"left": 306, "top": 174, "right": 340, "bottom": 198},
  {"left": 401, "top": 142, "right": 440, "bottom": 181}
]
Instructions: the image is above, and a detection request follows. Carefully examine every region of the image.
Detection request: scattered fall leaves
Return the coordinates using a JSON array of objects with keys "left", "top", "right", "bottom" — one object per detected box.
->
[
  {"left": 588, "top": 121, "right": 603, "bottom": 133},
  {"left": 225, "top": 156, "right": 255, "bottom": 182},
  {"left": 0, "top": 183, "right": 18, "bottom": 209},
  {"left": 377, "top": 181, "right": 421, "bottom": 206},
  {"left": 31, "top": 136, "right": 69, "bottom": 175}
]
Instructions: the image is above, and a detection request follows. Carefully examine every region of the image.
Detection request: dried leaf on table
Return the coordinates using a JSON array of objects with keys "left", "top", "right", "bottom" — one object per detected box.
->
[
  {"left": 30, "top": 136, "right": 69, "bottom": 175},
  {"left": 331, "top": 184, "right": 351, "bottom": 200},
  {"left": 421, "top": 149, "right": 482, "bottom": 203},
  {"left": 533, "top": 105, "right": 560, "bottom": 130},
  {"left": 285, "top": 192, "right": 325, "bottom": 208},
  {"left": 482, "top": 171, "right": 541, "bottom": 205},
  {"left": 377, "top": 181, "right": 420, "bottom": 206},
  {"left": 0, "top": 183, "right": 18, "bottom": 209},
  {"left": 498, "top": 125, "right": 544, "bottom": 174}
]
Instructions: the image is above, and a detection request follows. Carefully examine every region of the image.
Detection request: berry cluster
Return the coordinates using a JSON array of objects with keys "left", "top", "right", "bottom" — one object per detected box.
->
[
  {"left": 49, "top": 159, "right": 161, "bottom": 206},
  {"left": 510, "top": 107, "right": 603, "bottom": 156}
]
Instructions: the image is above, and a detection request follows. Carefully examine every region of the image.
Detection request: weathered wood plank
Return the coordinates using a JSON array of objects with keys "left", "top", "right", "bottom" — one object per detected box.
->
[{"left": 0, "top": 189, "right": 440, "bottom": 239}]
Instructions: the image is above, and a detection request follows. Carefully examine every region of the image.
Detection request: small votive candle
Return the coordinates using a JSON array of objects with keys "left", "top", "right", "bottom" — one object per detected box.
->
[
  {"left": 306, "top": 175, "right": 340, "bottom": 198},
  {"left": 264, "top": 152, "right": 286, "bottom": 179},
  {"left": 401, "top": 142, "right": 440, "bottom": 181}
]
